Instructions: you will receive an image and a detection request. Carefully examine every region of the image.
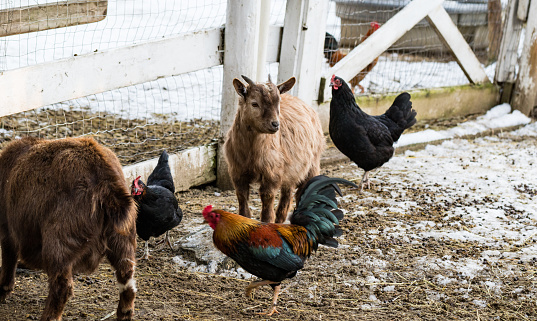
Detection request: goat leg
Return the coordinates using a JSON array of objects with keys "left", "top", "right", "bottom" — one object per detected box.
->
[
  {"left": 259, "top": 184, "right": 277, "bottom": 223},
  {"left": 234, "top": 178, "right": 252, "bottom": 218},
  {"left": 275, "top": 186, "right": 292, "bottom": 223}
]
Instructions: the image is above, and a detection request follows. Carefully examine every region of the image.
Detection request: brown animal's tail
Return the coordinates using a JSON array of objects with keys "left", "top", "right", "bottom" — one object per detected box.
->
[{"left": 96, "top": 180, "right": 137, "bottom": 236}]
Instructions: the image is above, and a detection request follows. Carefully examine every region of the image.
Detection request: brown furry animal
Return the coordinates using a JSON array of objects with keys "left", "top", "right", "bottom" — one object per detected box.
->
[
  {"left": 224, "top": 75, "right": 325, "bottom": 223},
  {"left": 0, "top": 137, "right": 137, "bottom": 321}
]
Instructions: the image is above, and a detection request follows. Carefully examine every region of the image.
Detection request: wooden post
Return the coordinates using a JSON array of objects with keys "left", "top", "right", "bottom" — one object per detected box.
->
[
  {"left": 495, "top": 0, "right": 523, "bottom": 103},
  {"left": 512, "top": 0, "right": 537, "bottom": 116},
  {"left": 278, "top": 0, "right": 329, "bottom": 104},
  {"left": 257, "top": 0, "right": 271, "bottom": 82},
  {"left": 217, "top": 0, "right": 261, "bottom": 189}
]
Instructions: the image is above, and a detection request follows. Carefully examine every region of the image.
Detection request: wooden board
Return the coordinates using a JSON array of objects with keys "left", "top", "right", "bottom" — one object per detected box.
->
[
  {"left": 123, "top": 144, "right": 216, "bottom": 193},
  {"left": 426, "top": 5, "right": 490, "bottom": 84},
  {"left": 0, "top": 0, "right": 108, "bottom": 37},
  {"left": 314, "top": 84, "right": 500, "bottom": 133},
  {"left": 319, "top": 0, "right": 444, "bottom": 102},
  {"left": 0, "top": 27, "right": 224, "bottom": 118}
]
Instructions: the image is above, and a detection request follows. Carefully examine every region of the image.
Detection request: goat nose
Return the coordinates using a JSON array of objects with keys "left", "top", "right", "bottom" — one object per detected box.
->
[{"left": 271, "top": 121, "right": 279, "bottom": 129}]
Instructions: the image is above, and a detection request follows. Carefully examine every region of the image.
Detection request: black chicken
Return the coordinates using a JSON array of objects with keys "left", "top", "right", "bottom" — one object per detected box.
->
[
  {"left": 131, "top": 150, "right": 183, "bottom": 259},
  {"left": 329, "top": 75, "right": 417, "bottom": 191}
]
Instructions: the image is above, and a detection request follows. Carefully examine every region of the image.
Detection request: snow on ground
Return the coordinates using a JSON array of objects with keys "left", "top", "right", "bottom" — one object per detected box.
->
[
  {"left": 173, "top": 111, "right": 537, "bottom": 298},
  {"left": 395, "top": 104, "right": 532, "bottom": 147}
]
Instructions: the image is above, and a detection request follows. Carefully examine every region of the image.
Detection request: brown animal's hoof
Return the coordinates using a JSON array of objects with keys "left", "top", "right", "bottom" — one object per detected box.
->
[
  {"left": 0, "top": 288, "right": 11, "bottom": 303},
  {"left": 116, "top": 308, "right": 133, "bottom": 321}
]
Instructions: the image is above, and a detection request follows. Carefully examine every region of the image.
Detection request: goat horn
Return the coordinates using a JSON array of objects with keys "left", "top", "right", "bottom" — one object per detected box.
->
[
  {"left": 241, "top": 75, "right": 255, "bottom": 86},
  {"left": 268, "top": 74, "right": 273, "bottom": 84}
]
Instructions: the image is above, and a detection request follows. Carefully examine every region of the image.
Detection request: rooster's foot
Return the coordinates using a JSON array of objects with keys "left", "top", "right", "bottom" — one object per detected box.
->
[{"left": 257, "top": 305, "right": 279, "bottom": 316}]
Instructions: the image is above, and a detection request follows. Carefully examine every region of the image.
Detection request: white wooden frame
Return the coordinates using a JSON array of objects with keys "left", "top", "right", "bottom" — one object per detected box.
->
[{"left": 318, "top": 0, "right": 490, "bottom": 102}]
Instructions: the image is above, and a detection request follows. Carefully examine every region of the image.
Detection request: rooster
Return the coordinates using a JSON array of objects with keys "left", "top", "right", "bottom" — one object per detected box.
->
[
  {"left": 203, "top": 175, "right": 357, "bottom": 316},
  {"left": 329, "top": 75, "right": 416, "bottom": 191},
  {"left": 324, "top": 21, "right": 380, "bottom": 93},
  {"left": 131, "top": 150, "right": 183, "bottom": 260}
]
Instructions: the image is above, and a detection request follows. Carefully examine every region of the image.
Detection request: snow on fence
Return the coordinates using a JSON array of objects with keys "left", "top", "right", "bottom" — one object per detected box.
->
[{"left": 0, "top": 0, "right": 528, "bottom": 190}]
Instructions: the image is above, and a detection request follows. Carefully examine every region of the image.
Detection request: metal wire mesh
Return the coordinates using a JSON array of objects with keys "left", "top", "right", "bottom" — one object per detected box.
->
[
  {"left": 0, "top": 0, "right": 228, "bottom": 164},
  {"left": 324, "top": 0, "right": 503, "bottom": 95},
  {"left": 0, "top": 0, "right": 507, "bottom": 165}
]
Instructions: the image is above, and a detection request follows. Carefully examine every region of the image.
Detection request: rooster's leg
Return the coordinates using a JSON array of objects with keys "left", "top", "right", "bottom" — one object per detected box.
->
[
  {"left": 245, "top": 280, "right": 281, "bottom": 316},
  {"left": 260, "top": 284, "right": 281, "bottom": 316},
  {"left": 245, "top": 280, "right": 273, "bottom": 299}
]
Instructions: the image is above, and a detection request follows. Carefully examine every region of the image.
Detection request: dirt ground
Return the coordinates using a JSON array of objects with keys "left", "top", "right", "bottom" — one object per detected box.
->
[{"left": 1, "top": 119, "right": 537, "bottom": 320}]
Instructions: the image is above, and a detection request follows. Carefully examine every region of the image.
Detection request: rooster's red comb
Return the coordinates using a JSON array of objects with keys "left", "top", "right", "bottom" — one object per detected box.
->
[
  {"left": 371, "top": 21, "right": 380, "bottom": 29},
  {"left": 202, "top": 205, "right": 214, "bottom": 217}
]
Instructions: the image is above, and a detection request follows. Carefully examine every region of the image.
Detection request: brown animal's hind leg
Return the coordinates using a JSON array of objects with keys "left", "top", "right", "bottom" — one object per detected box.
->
[
  {"left": 234, "top": 178, "right": 252, "bottom": 218},
  {"left": 259, "top": 184, "right": 277, "bottom": 223},
  {"left": 41, "top": 267, "right": 74, "bottom": 321},
  {"left": 275, "top": 186, "right": 292, "bottom": 223},
  {"left": 106, "top": 231, "right": 136, "bottom": 320},
  {"left": 0, "top": 238, "right": 18, "bottom": 302}
]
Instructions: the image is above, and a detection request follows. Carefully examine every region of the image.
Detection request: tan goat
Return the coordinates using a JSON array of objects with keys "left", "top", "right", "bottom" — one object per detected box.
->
[{"left": 224, "top": 75, "right": 325, "bottom": 223}]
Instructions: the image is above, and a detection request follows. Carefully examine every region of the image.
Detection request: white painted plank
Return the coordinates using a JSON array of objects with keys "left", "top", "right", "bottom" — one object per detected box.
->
[
  {"left": 518, "top": 0, "right": 530, "bottom": 21},
  {"left": 495, "top": 0, "right": 523, "bottom": 83},
  {"left": 278, "top": 0, "right": 303, "bottom": 87},
  {"left": 279, "top": 0, "right": 329, "bottom": 104},
  {"left": 257, "top": 0, "right": 272, "bottom": 82},
  {"left": 320, "top": 0, "right": 444, "bottom": 102},
  {"left": 0, "top": 28, "right": 223, "bottom": 118},
  {"left": 426, "top": 6, "right": 490, "bottom": 84},
  {"left": 217, "top": 0, "right": 260, "bottom": 189},
  {"left": 123, "top": 144, "right": 216, "bottom": 193},
  {"left": 512, "top": 0, "right": 537, "bottom": 115}
]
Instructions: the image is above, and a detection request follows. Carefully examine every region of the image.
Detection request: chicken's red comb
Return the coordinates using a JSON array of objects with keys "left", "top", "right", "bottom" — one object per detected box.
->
[
  {"left": 331, "top": 74, "right": 336, "bottom": 81},
  {"left": 371, "top": 21, "right": 380, "bottom": 30},
  {"left": 202, "top": 205, "right": 213, "bottom": 217},
  {"left": 134, "top": 176, "right": 141, "bottom": 188}
]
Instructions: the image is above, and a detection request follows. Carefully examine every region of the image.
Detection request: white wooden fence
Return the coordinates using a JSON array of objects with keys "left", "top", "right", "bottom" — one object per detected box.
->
[{"left": 0, "top": 0, "right": 531, "bottom": 191}]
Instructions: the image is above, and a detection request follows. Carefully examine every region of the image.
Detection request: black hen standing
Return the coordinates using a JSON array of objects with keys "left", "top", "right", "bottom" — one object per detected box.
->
[
  {"left": 203, "top": 175, "right": 357, "bottom": 316},
  {"left": 329, "top": 75, "right": 417, "bottom": 191},
  {"left": 131, "top": 150, "right": 183, "bottom": 260}
]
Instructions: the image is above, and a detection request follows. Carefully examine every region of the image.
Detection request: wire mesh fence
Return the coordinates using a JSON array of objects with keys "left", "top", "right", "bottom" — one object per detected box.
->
[
  {"left": 324, "top": 0, "right": 503, "bottom": 95},
  {"left": 0, "top": 0, "right": 507, "bottom": 165},
  {"left": 0, "top": 0, "right": 229, "bottom": 165}
]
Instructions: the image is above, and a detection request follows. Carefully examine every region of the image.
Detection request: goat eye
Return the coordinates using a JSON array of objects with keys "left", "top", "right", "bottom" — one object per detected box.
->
[{"left": 252, "top": 102, "right": 259, "bottom": 108}]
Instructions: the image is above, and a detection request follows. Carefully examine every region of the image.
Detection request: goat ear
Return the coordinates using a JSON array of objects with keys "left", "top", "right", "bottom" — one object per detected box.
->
[
  {"left": 277, "top": 77, "right": 296, "bottom": 94},
  {"left": 233, "top": 78, "right": 248, "bottom": 98}
]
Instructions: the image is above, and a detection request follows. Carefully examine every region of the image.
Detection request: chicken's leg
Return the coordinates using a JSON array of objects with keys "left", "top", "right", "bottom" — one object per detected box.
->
[
  {"left": 359, "top": 171, "right": 371, "bottom": 191},
  {"left": 245, "top": 280, "right": 281, "bottom": 316},
  {"left": 164, "top": 231, "right": 175, "bottom": 251},
  {"left": 259, "top": 284, "right": 281, "bottom": 316},
  {"left": 141, "top": 240, "right": 150, "bottom": 260}
]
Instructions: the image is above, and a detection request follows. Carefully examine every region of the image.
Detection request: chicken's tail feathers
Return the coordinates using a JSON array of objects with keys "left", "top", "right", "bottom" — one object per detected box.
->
[
  {"left": 382, "top": 92, "right": 416, "bottom": 141},
  {"left": 158, "top": 149, "right": 169, "bottom": 164},
  {"left": 147, "top": 149, "right": 175, "bottom": 192},
  {"left": 290, "top": 175, "right": 356, "bottom": 248}
]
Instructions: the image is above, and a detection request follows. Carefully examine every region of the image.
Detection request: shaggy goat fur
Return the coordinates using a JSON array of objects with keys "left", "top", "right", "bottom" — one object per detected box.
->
[{"left": 224, "top": 75, "right": 325, "bottom": 223}]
